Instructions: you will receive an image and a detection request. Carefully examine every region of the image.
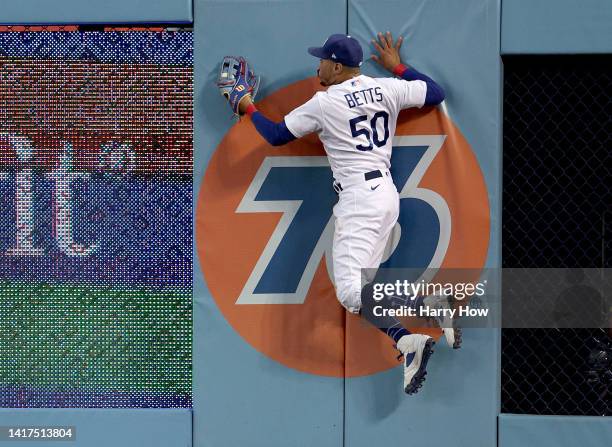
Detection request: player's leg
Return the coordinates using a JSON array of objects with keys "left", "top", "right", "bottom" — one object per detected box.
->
[
  {"left": 360, "top": 282, "right": 435, "bottom": 394},
  {"left": 366, "top": 177, "right": 462, "bottom": 349},
  {"left": 332, "top": 179, "right": 434, "bottom": 394},
  {"left": 357, "top": 181, "right": 414, "bottom": 344},
  {"left": 331, "top": 187, "right": 380, "bottom": 313},
  {"left": 334, "top": 226, "right": 434, "bottom": 394},
  {"left": 361, "top": 180, "right": 435, "bottom": 393},
  {"left": 332, "top": 183, "right": 402, "bottom": 313}
]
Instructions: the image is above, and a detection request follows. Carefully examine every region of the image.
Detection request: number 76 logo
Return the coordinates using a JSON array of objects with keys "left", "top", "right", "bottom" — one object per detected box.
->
[{"left": 235, "top": 135, "right": 450, "bottom": 305}]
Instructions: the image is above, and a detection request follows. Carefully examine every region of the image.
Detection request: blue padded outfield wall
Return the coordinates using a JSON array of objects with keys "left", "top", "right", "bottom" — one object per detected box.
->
[
  {"left": 501, "top": 0, "right": 612, "bottom": 54},
  {"left": 194, "top": 0, "right": 501, "bottom": 446},
  {"left": 194, "top": 2, "right": 347, "bottom": 446},
  {"left": 345, "top": 2, "right": 500, "bottom": 446},
  {"left": 499, "top": 1, "right": 612, "bottom": 446},
  {"left": 499, "top": 414, "right": 612, "bottom": 447}
]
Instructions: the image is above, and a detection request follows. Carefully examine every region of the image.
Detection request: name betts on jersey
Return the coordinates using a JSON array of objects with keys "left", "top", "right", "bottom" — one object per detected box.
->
[{"left": 283, "top": 75, "right": 426, "bottom": 183}]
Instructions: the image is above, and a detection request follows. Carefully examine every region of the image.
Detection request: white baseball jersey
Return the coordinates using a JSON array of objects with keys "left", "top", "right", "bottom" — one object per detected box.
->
[{"left": 284, "top": 74, "right": 427, "bottom": 183}]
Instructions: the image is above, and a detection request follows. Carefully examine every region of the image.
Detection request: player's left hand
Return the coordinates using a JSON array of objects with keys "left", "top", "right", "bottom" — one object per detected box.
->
[
  {"left": 216, "top": 56, "right": 260, "bottom": 116},
  {"left": 371, "top": 31, "right": 403, "bottom": 73}
]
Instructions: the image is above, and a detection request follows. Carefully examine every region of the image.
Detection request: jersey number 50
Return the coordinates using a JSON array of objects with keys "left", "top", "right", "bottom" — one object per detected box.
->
[{"left": 349, "top": 111, "right": 390, "bottom": 151}]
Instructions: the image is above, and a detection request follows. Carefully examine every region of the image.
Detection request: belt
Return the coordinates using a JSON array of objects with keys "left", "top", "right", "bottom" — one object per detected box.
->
[{"left": 333, "top": 169, "right": 389, "bottom": 193}]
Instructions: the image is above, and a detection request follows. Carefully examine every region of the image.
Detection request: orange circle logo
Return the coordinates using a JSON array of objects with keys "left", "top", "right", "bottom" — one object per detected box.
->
[{"left": 196, "top": 78, "right": 490, "bottom": 377}]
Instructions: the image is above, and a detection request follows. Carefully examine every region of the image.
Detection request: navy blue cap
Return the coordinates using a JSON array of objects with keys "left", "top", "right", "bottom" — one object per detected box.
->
[{"left": 308, "top": 34, "right": 363, "bottom": 67}]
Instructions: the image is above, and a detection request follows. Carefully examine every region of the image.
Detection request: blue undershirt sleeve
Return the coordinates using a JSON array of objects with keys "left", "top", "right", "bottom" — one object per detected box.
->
[
  {"left": 250, "top": 111, "right": 297, "bottom": 146},
  {"left": 398, "top": 66, "right": 446, "bottom": 106}
]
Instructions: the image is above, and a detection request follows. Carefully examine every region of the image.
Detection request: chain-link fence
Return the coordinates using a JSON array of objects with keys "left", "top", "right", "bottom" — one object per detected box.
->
[{"left": 502, "top": 55, "right": 612, "bottom": 415}]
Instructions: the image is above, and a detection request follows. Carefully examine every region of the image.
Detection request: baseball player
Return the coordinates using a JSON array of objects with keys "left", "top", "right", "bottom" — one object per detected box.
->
[{"left": 220, "top": 32, "right": 455, "bottom": 394}]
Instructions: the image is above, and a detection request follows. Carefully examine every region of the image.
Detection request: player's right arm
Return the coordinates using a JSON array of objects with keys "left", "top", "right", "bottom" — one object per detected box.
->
[
  {"left": 371, "top": 31, "right": 445, "bottom": 107},
  {"left": 239, "top": 95, "right": 322, "bottom": 147}
]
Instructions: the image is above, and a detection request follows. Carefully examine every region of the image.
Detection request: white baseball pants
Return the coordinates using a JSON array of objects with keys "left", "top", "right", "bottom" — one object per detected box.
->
[{"left": 332, "top": 170, "right": 400, "bottom": 313}]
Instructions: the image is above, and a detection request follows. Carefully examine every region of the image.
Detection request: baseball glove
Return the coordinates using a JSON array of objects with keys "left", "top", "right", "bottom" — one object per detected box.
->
[{"left": 217, "top": 56, "right": 260, "bottom": 116}]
